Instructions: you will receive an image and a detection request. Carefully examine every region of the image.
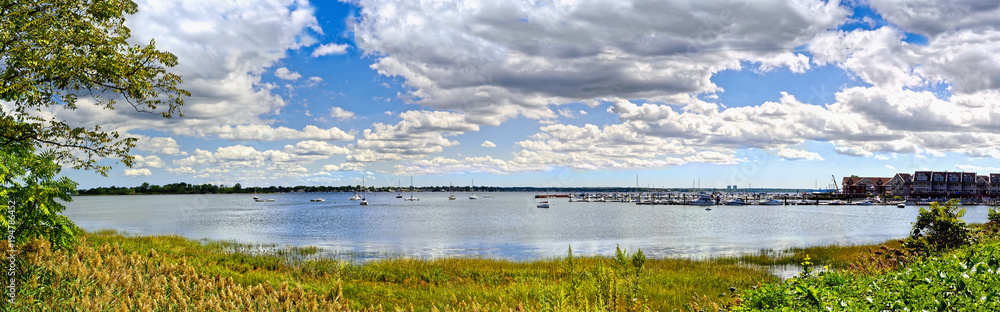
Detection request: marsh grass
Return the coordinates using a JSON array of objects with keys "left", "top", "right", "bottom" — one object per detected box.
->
[
  {"left": 7, "top": 230, "right": 893, "bottom": 311},
  {"left": 722, "top": 239, "right": 904, "bottom": 270}
]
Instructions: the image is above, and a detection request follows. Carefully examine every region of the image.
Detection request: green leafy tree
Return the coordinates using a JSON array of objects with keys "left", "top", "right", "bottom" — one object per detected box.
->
[
  {"left": 904, "top": 199, "right": 970, "bottom": 255},
  {"left": 1, "top": 0, "right": 187, "bottom": 249}
]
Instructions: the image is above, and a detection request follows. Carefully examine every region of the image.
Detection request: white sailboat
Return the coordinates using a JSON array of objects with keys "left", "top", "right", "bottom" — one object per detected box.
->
[
  {"left": 448, "top": 183, "right": 456, "bottom": 200},
  {"left": 396, "top": 180, "right": 403, "bottom": 198},
  {"left": 406, "top": 177, "right": 418, "bottom": 201},
  {"left": 360, "top": 175, "right": 368, "bottom": 206},
  {"left": 469, "top": 179, "right": 478, "bottom": 199}
]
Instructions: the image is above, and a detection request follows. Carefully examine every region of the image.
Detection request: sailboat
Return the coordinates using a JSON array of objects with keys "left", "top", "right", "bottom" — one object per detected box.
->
[
  {"left": 360, "top": 175, "right": 368, "bottom": 206},
  {"left": 448, "top": 183, "right": 456, "bottom": 200},
  {"left": 406, "top": 177, "right": 418, "bottom": 201},
  {"left": 254, "top": 187, "right": 274, "bottom": 202},
  {"left": 469, "top": 179, "right": 478, "bottom": 199},
  {"left": 395, "top": 180, "right": 403, "bottom": 198}
]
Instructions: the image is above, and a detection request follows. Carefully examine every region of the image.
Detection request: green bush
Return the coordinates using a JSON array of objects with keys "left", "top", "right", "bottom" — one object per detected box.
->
[{"left": 904, "top": 199, "right": 970, "bottom": 255}]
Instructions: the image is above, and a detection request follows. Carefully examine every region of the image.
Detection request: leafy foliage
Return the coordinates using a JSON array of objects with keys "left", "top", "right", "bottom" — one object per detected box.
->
[
  {"left": 904, "top": 199, "right": 970, "bottom": 255},
  {"left": 0, "top": 139, "right": 78, "bottom": 249},
  {"left": 735, "top": 238, "right": 1000, "bottom": 311}
]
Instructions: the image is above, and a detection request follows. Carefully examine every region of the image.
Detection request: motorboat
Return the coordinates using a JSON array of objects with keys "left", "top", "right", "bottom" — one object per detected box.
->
[
  {"left": 688, "top": 195, "right": 714, "bottom": 206},
  {"left": 349, "top": 193, "right": 362, "bottom": 201},
  {"left": 856, "top": 200, "right": 875, "bottom": 206},
  {"left": 827, "top": 200, "right": 846, "bottom": 205},
  {"left": 758, "top": 199, "right": 782, "bottom": 206},
  {"left": 897, "top": 203, "right": 906, "bottom": 208},
  {"left": 536, "top": 201, "right": 549, "bottom": 208},
  {"left": 255, "top": 198, "right": 274, "bottom": 202},
  {"left": 310, "top": 198, "right": 325, "bottom": 202},
  {"left": 725, "top": 198, "right": 747, "bottom": 206}
]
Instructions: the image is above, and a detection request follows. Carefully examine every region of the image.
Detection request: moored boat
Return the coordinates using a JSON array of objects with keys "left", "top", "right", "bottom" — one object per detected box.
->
[
  {"left": 758, "top": 198, "right": 781, "bottom": 206},
  {"left": 688, "top": 195, "right": 714, "bottom": 206}
]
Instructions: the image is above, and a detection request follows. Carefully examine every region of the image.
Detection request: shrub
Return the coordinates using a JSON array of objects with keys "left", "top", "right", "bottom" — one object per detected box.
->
[{"left": 904, "top": 199, "right": 970, "bottom": 255}]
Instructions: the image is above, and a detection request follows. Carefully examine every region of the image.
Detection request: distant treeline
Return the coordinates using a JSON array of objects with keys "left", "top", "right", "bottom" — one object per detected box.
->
[
  {"left": 77, "top": 183, "right": 814, "bottom": 196},
  {"left": 77, "top": 183, "right": 380, "bottom": 196}
]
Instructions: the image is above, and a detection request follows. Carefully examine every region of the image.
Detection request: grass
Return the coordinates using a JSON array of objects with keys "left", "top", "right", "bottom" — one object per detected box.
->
[{"left": 7, "top": 230, "right": 895, "bottom": 311}]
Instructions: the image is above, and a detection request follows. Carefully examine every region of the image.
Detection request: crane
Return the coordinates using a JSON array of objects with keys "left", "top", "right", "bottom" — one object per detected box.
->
[{"left": 831, "top": 175, "right": 840, "bottom": 193}]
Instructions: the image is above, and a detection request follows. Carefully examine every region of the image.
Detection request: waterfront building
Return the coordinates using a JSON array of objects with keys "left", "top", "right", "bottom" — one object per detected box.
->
[
  {"left": 890, "top": 173, "right": 912, "bottom": 198},
  {"left": 842, "top": 176, "right": 891, "bottom": 196},
  {"left": 887, "top": 171, "right": 994, "bottom": 198}
]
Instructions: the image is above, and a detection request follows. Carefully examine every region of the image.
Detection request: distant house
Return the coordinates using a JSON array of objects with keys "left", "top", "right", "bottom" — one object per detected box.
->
[
  {"left": 890, "top": 173, "right": 912, "bottom": 197},
  {"left": 842, "top": 176, "right": 891, "bottom": 196}
]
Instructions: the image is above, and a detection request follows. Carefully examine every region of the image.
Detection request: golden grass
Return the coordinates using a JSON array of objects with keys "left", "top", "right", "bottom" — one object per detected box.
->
[{"left": 6, "top": 230, "right": 889, "bottom": 311}]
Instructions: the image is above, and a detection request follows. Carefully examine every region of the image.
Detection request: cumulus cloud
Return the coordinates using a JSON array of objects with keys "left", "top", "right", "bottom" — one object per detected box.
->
[
  {"left": 321, "top": 163, "right": 365, "bottom": 172},
  {"left": 172, "top": 124, "right": 353, "bottom": 141},
  {"left": 312, "top": 43, "right": 350, "bottom": 57},
  {"left": 776, "top": 148, "right": 824, "bottom": 161},
  {"left": 481, "top": 140, "right": 496, "bottom": 148},
  {"left": 169, "top": 142, "right": 345, "bottom": 180},
  {"left": 353, "top": 0, "right": 849, "bottom": 123},
  {"left": 350, "top": 111, "right": 478, "bottom": 162},
  {"left": 330, "top": 107, "right": 355, "bottom": 121},
  {"left": 124, "top": 168, "right": 152, "bottom": 177},
  {"left": 132, "top": 155, "right": 166, "bottom": 168},
  {"left": 275, "top": 67, "right": 302, "bottom": 80},
  {"left": 132, "top": 136, "right": 185, "bottom": 155}
]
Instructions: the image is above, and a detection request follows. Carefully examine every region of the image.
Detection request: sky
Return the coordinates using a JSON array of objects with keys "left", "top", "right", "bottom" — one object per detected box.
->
[{"left": 44, "top": 0, "right": 1000, "bottom": 189}]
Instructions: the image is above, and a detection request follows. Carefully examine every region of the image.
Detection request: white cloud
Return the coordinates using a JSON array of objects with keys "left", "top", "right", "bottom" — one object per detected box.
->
[
  {"left": 172, "top": 124, "right": 353, "bottom": 141},
  {"left": 869, "top": 0, "right": 1000, "bottom": 38},
  {"left": 312, "top": 43, "right": 350, "bottom": 57},
  {"left": 350, "top": 111, "right": 478, "bottom": 162},
  {"left": 481, "top": 140, "right": 496, "bottom": 148},
  {"left": 885, "top": 165, "right": 896, "bottom": 170},
  {"left": 166, "top": 167, "right": 196, "bottom": 175},
  {"left": 275, "top": 67, "right": 302, "bottom": 80},
  {"left": 353, "top": 0, "right": 849, "bottom": 123},
  {"left": 321, "top": 163, "right": 365, "bottom": 172},
  {"left": 132, "top": 155, "right": 165, "bottom": 168},
  {"left": 123, "top": 168, "right": 152, "bottom": 177},
  {"left": 330, "top": 107, "right": 355, "bottom": 121},
  {"left": 284, "top": 140, "right": 350, "bottom": 156},
  {"left": 132, "top": 136, "right": 185, "bottom": 155},
  {"left": 776, "top": 148, "right": 824, "bottom": 161},
  {"left": 956, "top": 164, "right": 983, "bottom": 171}
]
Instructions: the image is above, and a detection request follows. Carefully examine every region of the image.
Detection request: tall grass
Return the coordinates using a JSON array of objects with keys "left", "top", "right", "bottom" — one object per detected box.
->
[{"left": 6, "top": 230, "right": 888, "bottom": 311}]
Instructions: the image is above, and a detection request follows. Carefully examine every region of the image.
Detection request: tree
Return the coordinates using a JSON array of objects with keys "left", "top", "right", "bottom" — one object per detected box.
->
[
  {"left": 1, "top": 0, "right": 187, "bottom": 249},
  {"left": 905, "top": 199, "right": 970, "bottom": 255}
]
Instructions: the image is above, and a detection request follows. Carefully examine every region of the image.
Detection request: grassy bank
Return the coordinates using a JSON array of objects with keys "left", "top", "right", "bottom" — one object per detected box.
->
[{"left": 7, "top": 230, "right": 891, "bottom": 311}]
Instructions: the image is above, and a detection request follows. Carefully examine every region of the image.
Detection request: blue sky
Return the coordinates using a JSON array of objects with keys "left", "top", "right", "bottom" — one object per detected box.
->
[{"left": 49, "top": 0, "right": 1000, "bottom": 189}]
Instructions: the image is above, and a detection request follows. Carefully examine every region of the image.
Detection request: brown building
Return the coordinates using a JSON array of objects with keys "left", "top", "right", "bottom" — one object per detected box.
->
[{"left": 842, "top": 176, "right": 891, "bottom": 196}]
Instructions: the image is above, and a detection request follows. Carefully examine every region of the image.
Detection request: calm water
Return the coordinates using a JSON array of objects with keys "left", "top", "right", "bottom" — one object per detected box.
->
[{"left": 62, "top": 193, "right": 991, "bottom": 260}]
